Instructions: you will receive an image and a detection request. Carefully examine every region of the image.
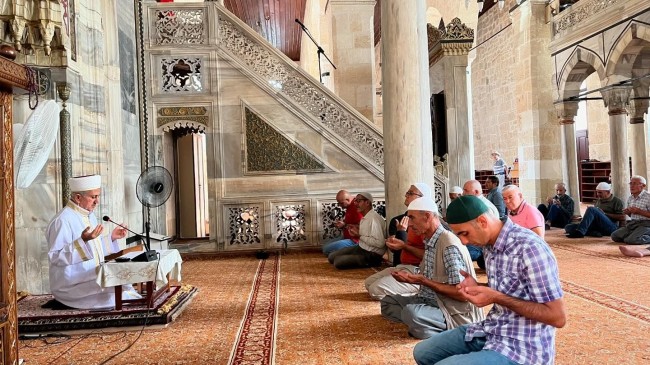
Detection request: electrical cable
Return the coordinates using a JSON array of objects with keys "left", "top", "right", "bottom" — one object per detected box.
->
[{"left": 97, "top": 252, "right": 162, "bottom": 365}]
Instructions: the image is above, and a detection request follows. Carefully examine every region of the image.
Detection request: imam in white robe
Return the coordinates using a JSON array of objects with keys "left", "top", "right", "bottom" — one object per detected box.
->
[{"left": 47, "top": 201, "right": 140, "bottom": 309}]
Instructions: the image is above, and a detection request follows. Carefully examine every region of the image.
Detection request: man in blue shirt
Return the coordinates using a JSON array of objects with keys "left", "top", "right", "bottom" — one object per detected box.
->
[{"left": 413, "top": 195, "right": 566, "bottom": 365}]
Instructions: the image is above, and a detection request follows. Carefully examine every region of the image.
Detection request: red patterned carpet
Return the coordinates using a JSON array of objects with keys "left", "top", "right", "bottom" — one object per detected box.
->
[{"left": 18, "top": 234, "right": 650, "bottom": 364}]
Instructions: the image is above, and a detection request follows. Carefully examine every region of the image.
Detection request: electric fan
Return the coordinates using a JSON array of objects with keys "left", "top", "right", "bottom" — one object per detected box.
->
[
  {"left": 13, "top": 100, "right": 60, "bottom": 189},
  {"left": 133, "top": 166, "right": 173, "bottom": 262}
]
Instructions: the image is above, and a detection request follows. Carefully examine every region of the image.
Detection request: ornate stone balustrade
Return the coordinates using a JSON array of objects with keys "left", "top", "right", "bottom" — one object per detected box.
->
[
  {"left": 215, "top": 11, "right": 384, "bottom": 170},
  {"left": 552, "top": 0, "right": 627, "bottom": 39}
]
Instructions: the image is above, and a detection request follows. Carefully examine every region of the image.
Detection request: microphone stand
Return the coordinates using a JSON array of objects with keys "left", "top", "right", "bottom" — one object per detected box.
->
[{"left": 295, "top": 19, "right": 337, "bottom": 84}]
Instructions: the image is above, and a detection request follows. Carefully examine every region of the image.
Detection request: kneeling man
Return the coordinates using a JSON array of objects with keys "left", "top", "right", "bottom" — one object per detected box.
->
[
  {"left": 380, "top": 197, "right": 484, "bottom": 339},
  {"left": 47, "top": 175, "right": 141, "bottom": 309}
]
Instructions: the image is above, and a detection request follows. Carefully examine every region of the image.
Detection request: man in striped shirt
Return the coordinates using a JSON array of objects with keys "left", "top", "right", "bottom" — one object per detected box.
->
[{"left": 414, "top": 195, "right": 566, "bottom": 365}]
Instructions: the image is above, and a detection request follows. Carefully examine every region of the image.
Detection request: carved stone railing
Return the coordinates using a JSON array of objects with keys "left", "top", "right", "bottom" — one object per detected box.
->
[
  {"left": 0, "top": 0, "right": 68, "bottom": 66},
  {"left": 214, "top": 7, "right": 384, "bottom": 173},
  {"left": 552, "top": 0, "right": 623, "bottom": 39}
]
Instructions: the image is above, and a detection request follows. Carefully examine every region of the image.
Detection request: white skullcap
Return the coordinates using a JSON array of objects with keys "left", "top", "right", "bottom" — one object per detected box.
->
[
  {"left": 413, "top": 183, "right": 432, "bottom": 198},
  {"left": 357, "top": 192, "right": 373, "bottom": 204},
  {"left": 596, "top": 182, "right": 611, "bottom": 191},
  {"left": 407, "top": 197, "right": 438, "bottom": 214},
  {"left": 68, "top": 175, "right": 101, "bottom": 192},
  {"left": 450, "top": 186, "right": 463, "bottom": 194},
  {"left": 491, "top": 151, "right": 501, "bottom": 156}
]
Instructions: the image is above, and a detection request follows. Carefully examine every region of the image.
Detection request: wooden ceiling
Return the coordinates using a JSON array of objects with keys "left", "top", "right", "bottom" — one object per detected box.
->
[
  {"left": 223, "top": 0, "right": 307, "bottom": 61},
  {"left": 223, "top": 0, "right": 383, "bottom": 61}
]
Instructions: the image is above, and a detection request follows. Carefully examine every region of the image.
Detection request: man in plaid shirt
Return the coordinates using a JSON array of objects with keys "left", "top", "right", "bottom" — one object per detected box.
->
[{"left": 414, "top": 195, "right": 566, "bottom": 365}]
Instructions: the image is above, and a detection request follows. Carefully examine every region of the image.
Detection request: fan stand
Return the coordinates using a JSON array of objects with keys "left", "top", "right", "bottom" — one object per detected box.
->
[{"left": 131, "top": 219, "right": 158, "bottom": 262}]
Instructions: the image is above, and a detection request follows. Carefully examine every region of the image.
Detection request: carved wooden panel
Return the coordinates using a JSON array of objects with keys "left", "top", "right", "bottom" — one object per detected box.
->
[{"left": 0, "top": 90, "right": 17, "bottom": 365}]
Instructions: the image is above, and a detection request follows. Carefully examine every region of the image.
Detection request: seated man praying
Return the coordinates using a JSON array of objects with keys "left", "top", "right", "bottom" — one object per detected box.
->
[{"left": 46, "top": 175, "right": 141, "bottom": 309}]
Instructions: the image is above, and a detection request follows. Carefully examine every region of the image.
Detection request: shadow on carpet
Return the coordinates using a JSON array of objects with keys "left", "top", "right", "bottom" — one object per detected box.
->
[{"left": 18, "top": 284, "right": 197, "bottom": 334}]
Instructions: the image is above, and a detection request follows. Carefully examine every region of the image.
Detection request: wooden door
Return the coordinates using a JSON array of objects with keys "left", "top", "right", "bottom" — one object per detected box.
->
[{"left": 576, "top": 129, "right": 589, "bottom": 198}]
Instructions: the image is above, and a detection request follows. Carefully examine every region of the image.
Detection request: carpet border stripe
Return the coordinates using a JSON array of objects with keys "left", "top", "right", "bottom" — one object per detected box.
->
[{"left": 228, "top": 253, "right": 281, "bottom": 365}]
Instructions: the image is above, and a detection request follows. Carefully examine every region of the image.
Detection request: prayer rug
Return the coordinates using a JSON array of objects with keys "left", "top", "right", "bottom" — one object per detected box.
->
[
  {"left": 228, "top": 253, "right": 280, "bottom": 365},
  {"left": 17, "top": 284, "right": 197, "bottom": 334}
]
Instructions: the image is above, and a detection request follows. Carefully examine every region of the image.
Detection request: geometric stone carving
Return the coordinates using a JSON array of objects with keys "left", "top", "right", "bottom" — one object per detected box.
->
[
  {"left": 244, "top": 107, "right": 326, "bottom": 173},
  {"left": 153, "top": 9, "right": 207, "bottom": 45},
  {"left": 273, "top": 203, "right": 308, "bottom": 246},
  {"left": 157, "top": 106, "right": 210, "bottom": 132},
  {"left": 160, "top": 57, "right": 204, "bottom": 93},
  {"left": 227, "top": 205, "right": 262, "bottom": 246},
  {"left": 320, "top": 202, "right": 345, "bottom": 241}
]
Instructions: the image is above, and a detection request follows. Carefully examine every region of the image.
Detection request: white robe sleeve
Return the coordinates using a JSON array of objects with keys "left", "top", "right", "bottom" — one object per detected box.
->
[{"left": 47, "top": 214, "right": 95, "bottom": 266}]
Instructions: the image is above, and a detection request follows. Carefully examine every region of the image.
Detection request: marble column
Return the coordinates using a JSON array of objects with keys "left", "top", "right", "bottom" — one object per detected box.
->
[
  {"left": 601, "top": 86, "right": 631, "bottom": 202},
  {"left": 329, "top": 0, "right": 376, "bottom": 121},
  {"left": 512, "top": 0, "right": 563, "bottom": 204},
  {"left": 56, "top": 82, "right": 72, "bottom": 205},
  {"left": 629, "top": 97, "right": 648, "bottom": 179},
  {"left": 381, "top": 0, "right": 434, "bottom": 221},
  {"left": 555, "top": 102, "right": 580, "bottom": 202},
  {"left": 428, "top": 19, "right": 474, "bottom": 189}
]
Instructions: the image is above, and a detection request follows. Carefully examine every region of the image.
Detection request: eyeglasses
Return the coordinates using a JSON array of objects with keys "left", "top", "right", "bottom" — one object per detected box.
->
[{"left": 405, "top": 191, "right": 423, "bottom": 198}]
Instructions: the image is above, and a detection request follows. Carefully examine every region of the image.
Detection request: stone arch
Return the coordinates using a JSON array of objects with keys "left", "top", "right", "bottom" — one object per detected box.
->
[
  {"left": 605, "top": 22, "right": 650, "bottom": 81},
  {"left": 557, "top": 47, "right": 606, "bottom": 101}
]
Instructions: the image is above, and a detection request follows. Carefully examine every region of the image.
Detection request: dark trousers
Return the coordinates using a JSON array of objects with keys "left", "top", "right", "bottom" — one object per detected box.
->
[
  {"left": 538, "top": 204, "right": 571, "bottom": 228},
  {"left": 327, "top": 245, "right": 383, "bottom": 269},
  {"left": 564, "top": 207, "right": 618, "bottom": 236}
]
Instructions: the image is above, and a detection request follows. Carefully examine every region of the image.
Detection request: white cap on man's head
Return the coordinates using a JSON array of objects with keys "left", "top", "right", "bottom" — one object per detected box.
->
[
  {"left": 407, "top": 197, "right": 438, "bottom": 213},
  {"left": 596, "top": 182, "right": 611, "bottom": 191},
  {"left": 68, "top": 175, "right": 101, "bottom": 192},
  {"left": 413, "top": 182, "right": 432, "bottom": 198},
  {"left": 491, "top": 151, "right": 501, "bottom": 156},
  {"left": 450, "top": 186, "right": 463, "bottom": 194}
]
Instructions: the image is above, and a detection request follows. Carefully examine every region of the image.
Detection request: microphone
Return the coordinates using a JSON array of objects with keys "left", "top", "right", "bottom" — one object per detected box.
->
[{"left": 102, "top": 216, "right": 141, "bottom": 244}]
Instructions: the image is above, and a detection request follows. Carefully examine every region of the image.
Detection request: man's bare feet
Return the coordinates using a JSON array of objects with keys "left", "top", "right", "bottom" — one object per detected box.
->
[{"left": 619, "top": 245, "right": 650, "bottom": 257}]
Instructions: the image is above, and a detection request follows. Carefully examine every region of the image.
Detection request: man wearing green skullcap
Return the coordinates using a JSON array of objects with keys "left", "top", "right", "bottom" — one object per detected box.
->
[{"left": 413, "top": 195, "right": 566, "bottom": 365}]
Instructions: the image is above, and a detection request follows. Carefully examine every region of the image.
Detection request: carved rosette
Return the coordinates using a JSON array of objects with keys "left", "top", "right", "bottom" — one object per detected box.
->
[
  {"left": 217, "top": 17, "right": 384, "bottom": 168},
  {"left": 553, "top": 0, "right": 623, "bottom": 38},
  {"left": 554, "top": 101, "right": 580, "bottom": 124},
  {"left": 601, "top": 86, "right": 631, "bottom": 116}
]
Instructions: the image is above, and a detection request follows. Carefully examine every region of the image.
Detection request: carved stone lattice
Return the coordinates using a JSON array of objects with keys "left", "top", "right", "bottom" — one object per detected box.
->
[
  {"left": 245, "top": 107, "right": 325, "bottom": 173},
  {"left": 372, "top": 200, "right": 386, "bottom": 218},
  {"left": 218, "top": 18, "right": 384, "bottom": 168},
  {"left": 553, "top": 0, "right": 623, "bottom": 38},
  {"left": 157, "top": 106, "right": 210, "bottom": 132},
  {"left": 321, "top": 202, "right": 345, "bottom": 241},
  {"left": 434, "top": 178, "right": 446, "bottom": 214},
  {"left": 227, "top": 206, "right": 261, "bottom": 246},
  {"left": 154, "top": 9, "right": 206, "bottom": 45},
  {"left": 274, "top": 204, "right": 307, "bottom": 244},
  {"left": 160, "top": 57, "right": 203, "bottom": 93}
]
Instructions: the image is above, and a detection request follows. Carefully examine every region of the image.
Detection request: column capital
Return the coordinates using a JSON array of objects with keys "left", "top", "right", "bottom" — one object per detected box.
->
[
  {"left": 629, "top": 98, "right": 649, "bottom": 124},
  {"left": 554, "top": 101, "right": 579, "bottom": 125},
  {"left": 601, "top": 85, "right": 631, "bottom": 116}
]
